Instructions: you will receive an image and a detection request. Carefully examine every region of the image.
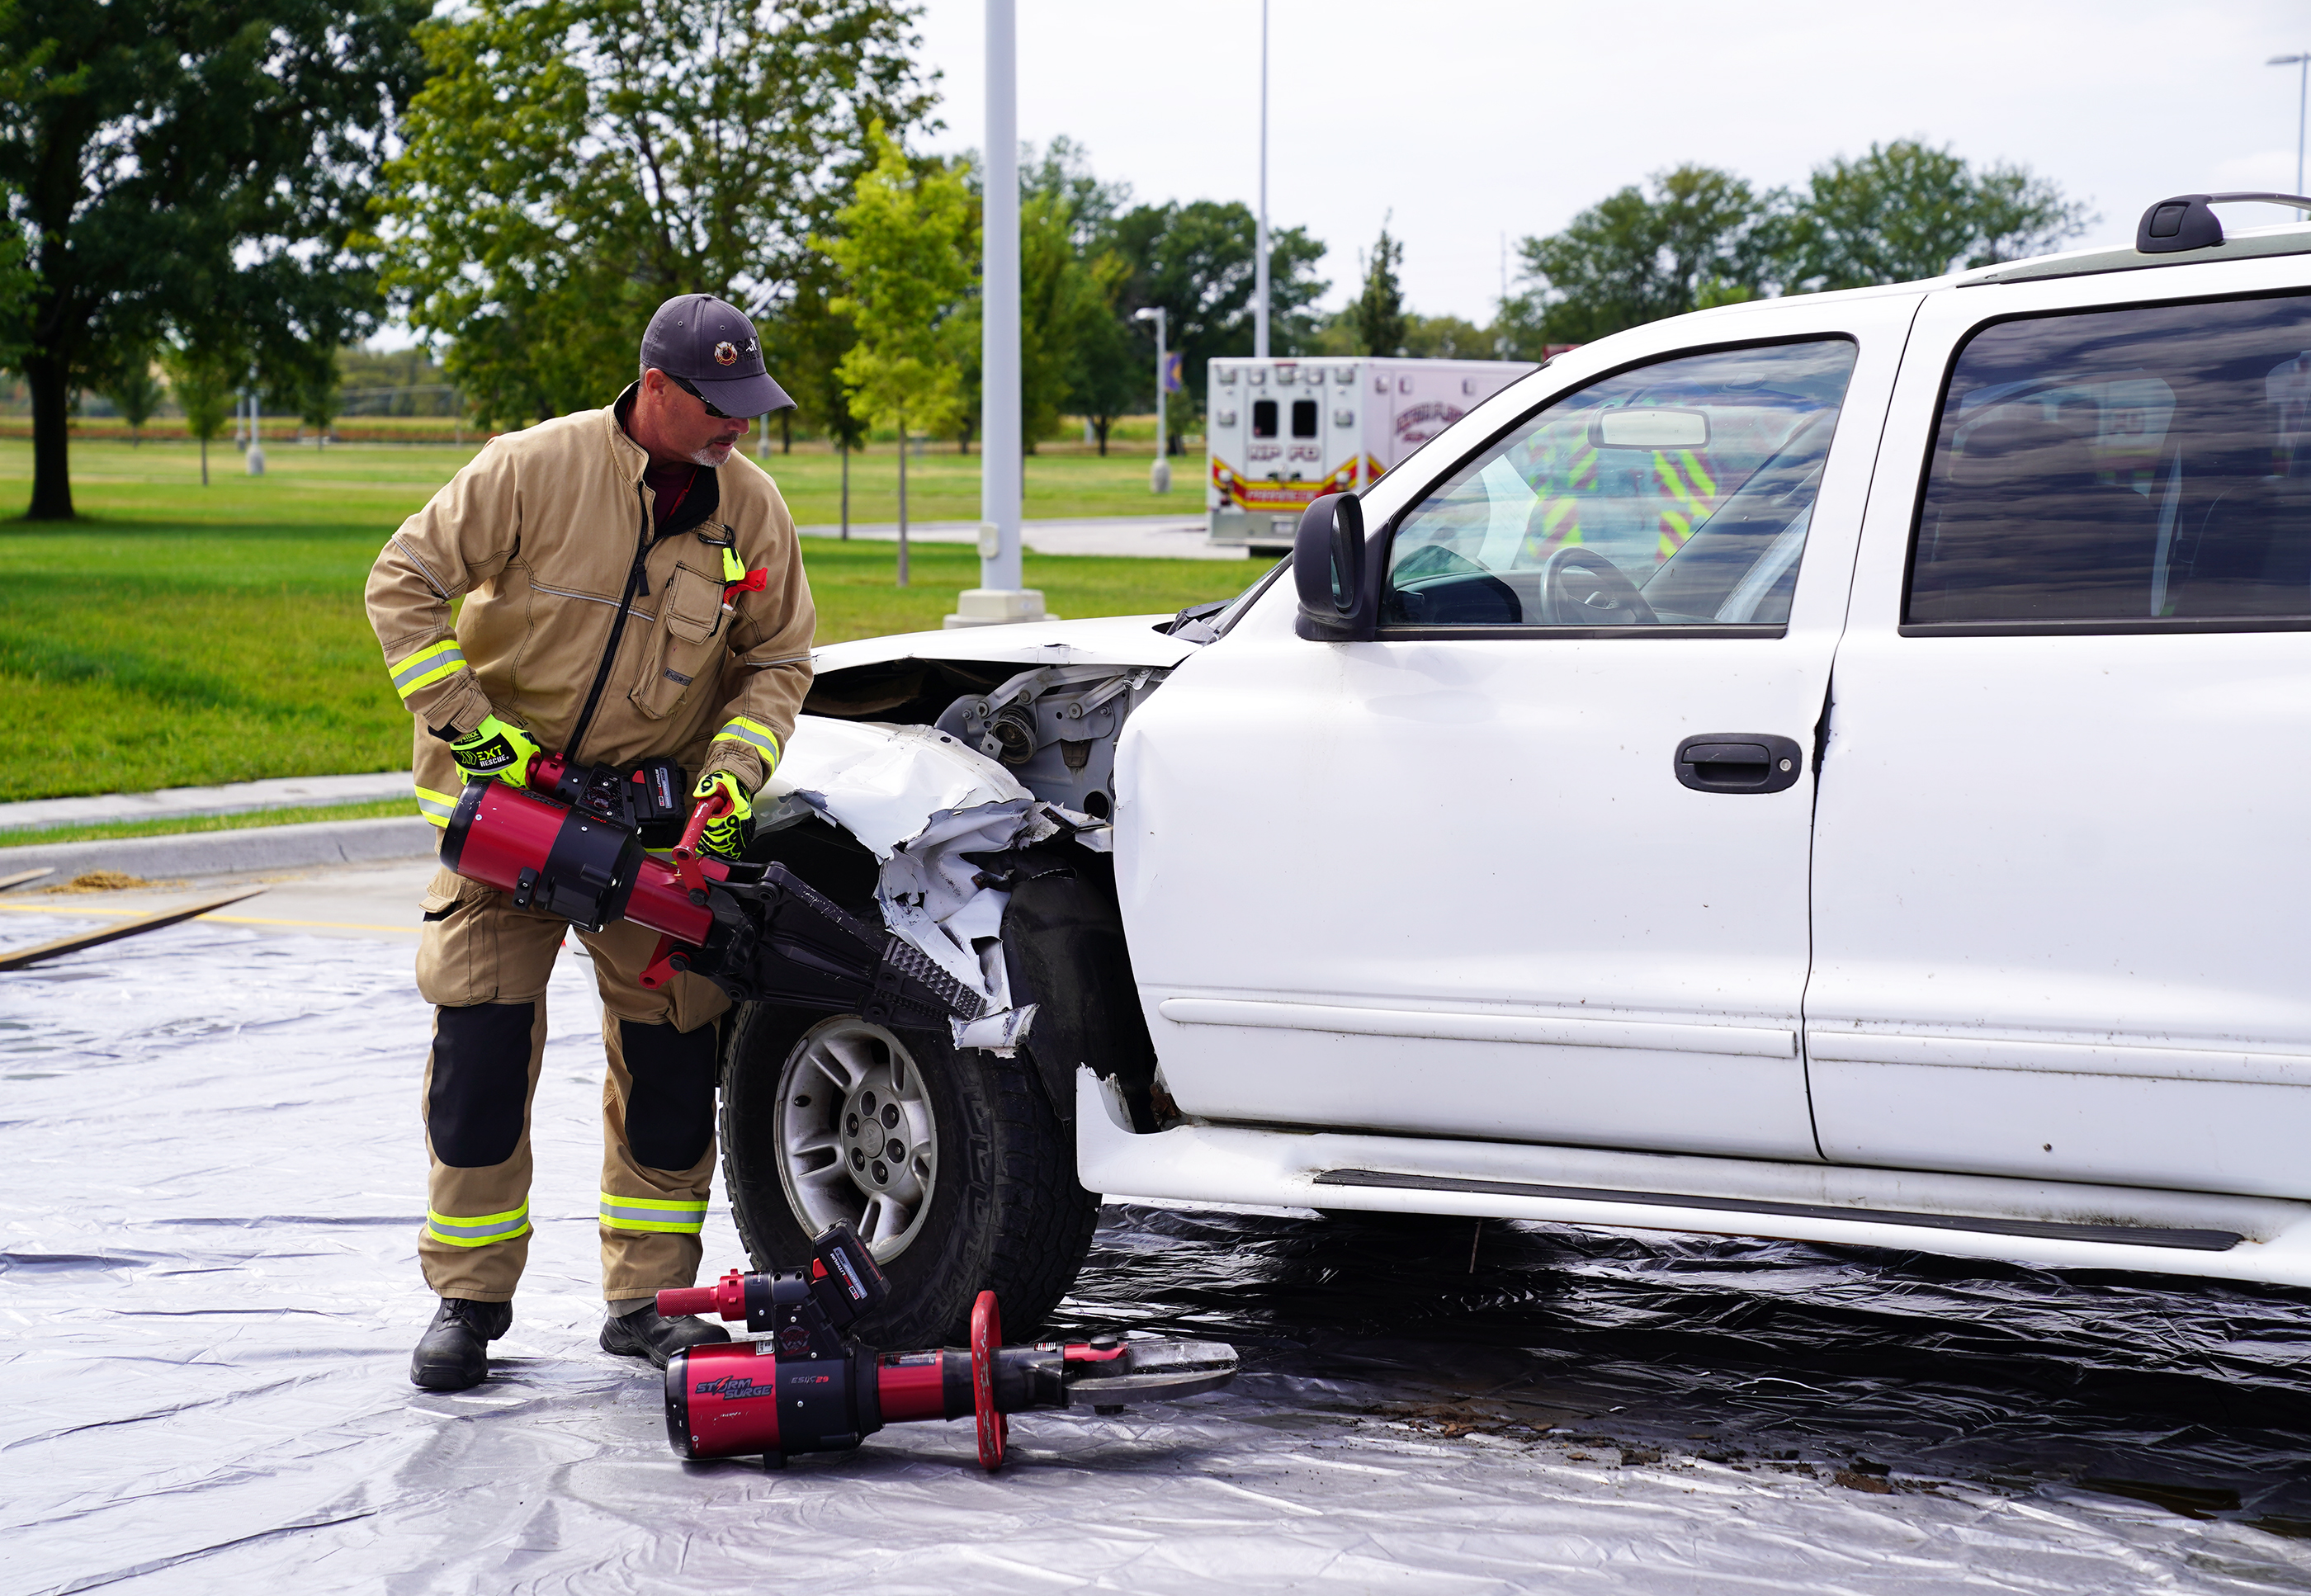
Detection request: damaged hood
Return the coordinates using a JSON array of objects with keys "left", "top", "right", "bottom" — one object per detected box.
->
[
  {"left": 809, "top": 615, "right": 1199, "bottom": 678},
  {"left": 763, "top": 717, "right": 1082, "bottom": 1051}
]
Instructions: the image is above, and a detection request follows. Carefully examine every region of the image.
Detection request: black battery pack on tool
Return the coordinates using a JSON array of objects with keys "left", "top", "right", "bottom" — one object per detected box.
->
[{"left": 531, "top": 753, "right": 689, "bottom": 848}]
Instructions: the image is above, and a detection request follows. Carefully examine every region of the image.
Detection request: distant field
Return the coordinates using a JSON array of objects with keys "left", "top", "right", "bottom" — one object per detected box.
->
[
  {"left": 1, "top": 413, "right": 1191, "bottom": 455},
  {"left": 10, "top": 433, "right": 1195, "bottom": 526},
  {"left": 0, "top": 440, "right": 1270, "bottom": 802}
]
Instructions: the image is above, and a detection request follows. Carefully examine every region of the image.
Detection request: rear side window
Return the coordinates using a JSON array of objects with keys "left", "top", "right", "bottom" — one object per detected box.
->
[
  {"left": 1907, "top": 293, "right": 2311, "bottom": 631},
  {"left": 1251, "top": 399, "right": 1278, "bottom": 439},
  {"left": 1291, "top": 398, "right": 1319, "bottom": 437}
]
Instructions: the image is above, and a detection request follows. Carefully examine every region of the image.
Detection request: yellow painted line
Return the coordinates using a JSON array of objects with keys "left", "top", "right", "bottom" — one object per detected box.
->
[
  {"left": 211, "top": 913, "right": 419, "bottom": 934},
  {"left": 0, "top": 901, "right": 418, "bottom": 933}
]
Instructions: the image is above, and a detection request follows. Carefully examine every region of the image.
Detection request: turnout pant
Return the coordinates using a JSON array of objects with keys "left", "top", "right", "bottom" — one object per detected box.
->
[{"left": 412, "top": 867, "right": 730, "bottom": 1303}]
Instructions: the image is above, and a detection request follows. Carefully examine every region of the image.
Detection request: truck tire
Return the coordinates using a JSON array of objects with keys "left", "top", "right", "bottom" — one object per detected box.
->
[{"left": 719, "top": 1001, "right": 1100, "bottom": 1348}]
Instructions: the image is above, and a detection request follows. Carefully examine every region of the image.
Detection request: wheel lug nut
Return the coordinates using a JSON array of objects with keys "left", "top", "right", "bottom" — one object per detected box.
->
[
  {"left": 871, "top": 1160, "right": 889, "bottom": 1184},
  {"left": 886, "top": 1137, "right": 904, "bottom": 1160},
  {"left": 850, "top": 1148, "right": 866, "bottom": 1170},
  {"left": 845, "top": 1112, "right": 859, "bottom": 1135},
  {"left": 881, "top": 1103, "right": 900, "bottom": 1128},
  {"left": 862, "top": 1091, "right": 877, "bottom": 1113}
]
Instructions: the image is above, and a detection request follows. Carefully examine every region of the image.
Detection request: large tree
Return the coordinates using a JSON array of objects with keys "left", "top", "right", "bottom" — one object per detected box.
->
[
  {"left": 823, "top": 123, "right": 972, "bottom": 582},
  {"left": 767, "top": 267, "right": 866, "bottom": 454},
  {"left": 101, "top": 348, "right": 163, "bottom": 446},
  {"left": 1350, "top": 219, "right": 1406, "bottom": 357},
  {"left": 1111, "top": 199, "right": 1327, "bottom": 441},
  {"left": 382, "top": 0, "right": 935, "bottom": 430},
  {"left": 1777, "top": 140, "right": 2092, "bottom": 290},
  {"left": 825, "top": 126, "right": 973, "bottom": 440},
  {"left": 1511, "top": 165, "right": 1777, "bottom": 345},
  {"left": 162, "top": 336, "right": 238, "bottom": 487},
  {"left": 1065, "top": 253, "right": 1137, "bottom": 455},
  {"left": 0, "top": 0, "right": 428, "bottom": 518}
]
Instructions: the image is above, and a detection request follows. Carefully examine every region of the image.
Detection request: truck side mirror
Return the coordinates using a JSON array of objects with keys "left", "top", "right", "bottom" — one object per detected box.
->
[{"left": 1293, "top": 493, "right": 1380, "bottom": 641}]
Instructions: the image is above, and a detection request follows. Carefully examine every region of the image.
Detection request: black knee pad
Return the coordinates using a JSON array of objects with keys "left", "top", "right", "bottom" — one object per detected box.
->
[
  {"left": 428, "top": 1003, "right": 536, "bottom": 1169},
  {"left": 620, "top": 1017, "right": 718, "bottom": 1172}
]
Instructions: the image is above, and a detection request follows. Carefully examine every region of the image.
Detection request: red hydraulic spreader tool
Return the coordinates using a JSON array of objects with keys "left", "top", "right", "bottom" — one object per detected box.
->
[
  {"left": 436, "top": 754, "right": 985, "bottom": 1022},
  {"left": 657, "top": 1222, "right": 1237, "bottom": 1471}
]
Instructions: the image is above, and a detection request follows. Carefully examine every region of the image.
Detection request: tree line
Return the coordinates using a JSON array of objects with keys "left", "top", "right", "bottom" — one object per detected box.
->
[
  {"left": 1, "top": 0, "right": 2091, "bottom": 521},
  {"left": 1499, "top": 142, "right": 2092, "bottom": 347}
]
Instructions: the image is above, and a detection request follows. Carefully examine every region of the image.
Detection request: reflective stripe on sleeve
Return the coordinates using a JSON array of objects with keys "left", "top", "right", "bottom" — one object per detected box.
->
[
  {"left": 390, "top": 639, "right": 467, "bottom": 700},
  {"left": 414, "top": 786, "right": 458, "bottom": 828},
  {"left": 598, "top": 1193, "right": 709, "bottom": 1234},
  {"left": 711, "top": 716, "right": 781, "bottom": 765},
  {"left": 424, "top": 1202, "right": 531, "bottom": 1248}
]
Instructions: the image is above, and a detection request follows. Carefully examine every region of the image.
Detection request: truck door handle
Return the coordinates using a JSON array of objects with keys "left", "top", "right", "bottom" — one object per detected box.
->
[{"left": 1675, "top": 734, "right": 1803, "bottom": 794}]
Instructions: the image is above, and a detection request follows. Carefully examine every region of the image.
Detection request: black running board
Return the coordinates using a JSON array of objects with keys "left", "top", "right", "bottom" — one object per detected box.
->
[{"left": 1311, "top": 1169, "right": 2243, "bottom": 1253}]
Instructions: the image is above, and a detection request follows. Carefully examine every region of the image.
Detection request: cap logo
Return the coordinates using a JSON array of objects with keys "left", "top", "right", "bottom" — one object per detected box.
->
[{"left": 713, "top": 340, "right": 738, "bottom": 366}]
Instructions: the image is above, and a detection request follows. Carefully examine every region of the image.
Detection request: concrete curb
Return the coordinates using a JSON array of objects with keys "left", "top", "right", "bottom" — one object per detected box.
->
[
  {"left": 0, "top": 771, "right": 412, "bottom": 833},
  {"left": 1, "top": 817, "right": 440, "bottom": 881}
]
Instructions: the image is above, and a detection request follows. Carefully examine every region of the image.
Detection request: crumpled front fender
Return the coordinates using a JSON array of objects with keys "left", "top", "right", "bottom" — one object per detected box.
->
[{"left": 756, "top": 716, "right": 1079, "bottom": 1054}]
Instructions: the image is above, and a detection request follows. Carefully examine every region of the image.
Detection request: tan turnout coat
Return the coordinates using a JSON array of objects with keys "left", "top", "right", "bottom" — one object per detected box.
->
[{"left": 366, "top": 388, "right": 815, "bottom": 826}]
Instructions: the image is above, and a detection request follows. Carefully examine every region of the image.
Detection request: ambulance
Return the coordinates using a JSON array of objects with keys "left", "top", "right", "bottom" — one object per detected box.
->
[{"left": 1205, "top": 356, "right": 1538, "bottom": 551}]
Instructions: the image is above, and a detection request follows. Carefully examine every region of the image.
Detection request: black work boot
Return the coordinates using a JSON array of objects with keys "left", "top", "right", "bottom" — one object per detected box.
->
[
  {"left": 600, "top": 1302, "right": 732, "bottom": 1368},
  {"left": 410, "top": 1297, "right": 514, "bottom": 1391}
]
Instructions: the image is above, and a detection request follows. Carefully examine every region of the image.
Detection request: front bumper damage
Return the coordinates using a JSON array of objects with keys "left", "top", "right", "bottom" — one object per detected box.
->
[{"left": 755, "top": 717, "right": 1106, "bottom": 1056}]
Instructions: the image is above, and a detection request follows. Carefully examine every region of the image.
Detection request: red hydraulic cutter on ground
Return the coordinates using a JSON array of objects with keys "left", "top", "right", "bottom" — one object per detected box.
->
[{"left": 656, "top": 1222, "right": 1237, "bottom": 1471}]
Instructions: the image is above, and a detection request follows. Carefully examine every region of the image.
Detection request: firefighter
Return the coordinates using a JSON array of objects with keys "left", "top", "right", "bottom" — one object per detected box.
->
[{"left": 366, "top": 295, "right": 815, "bottom": 1391}]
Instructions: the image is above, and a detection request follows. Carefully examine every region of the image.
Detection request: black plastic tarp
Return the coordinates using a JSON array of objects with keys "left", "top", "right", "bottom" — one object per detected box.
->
[{"left": 8, "top": 912, "right": 2311, "bottom": 1593}]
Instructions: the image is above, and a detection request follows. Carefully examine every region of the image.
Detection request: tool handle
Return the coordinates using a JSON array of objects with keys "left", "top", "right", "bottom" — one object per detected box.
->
[
  {"left": 657, "top": 1269, "right": 748, "bottom": 1321},
  {"left": 971, "top": 1290, "right": 1007, "bottom": 1470},
  {"left": 672, "top": 790, "right": 735, "bottom": 896}
]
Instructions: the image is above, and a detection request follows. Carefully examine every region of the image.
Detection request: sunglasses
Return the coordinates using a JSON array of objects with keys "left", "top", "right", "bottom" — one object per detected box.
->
[{"left": 666, "top": 372, "right": 740, "bottom": 421}]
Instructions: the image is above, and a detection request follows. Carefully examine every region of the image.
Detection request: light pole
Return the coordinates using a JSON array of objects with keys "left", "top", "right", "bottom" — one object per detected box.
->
[
  {"left": 1135, "top": 305, "right": 1170, "bottom": 493},
  {"left": 947, "top": 0, "right": 1047, "bottom": 628},
  {"left": 2275, "top": 53, "right": 2310, "bottom": 195},
  {"left": 1253, "top": 0, "right": 1269, "bottom": 359}
]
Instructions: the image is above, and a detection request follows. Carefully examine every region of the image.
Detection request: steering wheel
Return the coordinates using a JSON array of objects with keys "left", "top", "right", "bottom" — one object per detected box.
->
[{"left": 1537, "top": 545, "right": 1658, "bottom": 626}]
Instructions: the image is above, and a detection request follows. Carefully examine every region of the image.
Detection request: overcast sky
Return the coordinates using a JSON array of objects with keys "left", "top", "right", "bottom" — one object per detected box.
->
[{"left": 910, "top": 0, "right": 2311, "bottom": 322}]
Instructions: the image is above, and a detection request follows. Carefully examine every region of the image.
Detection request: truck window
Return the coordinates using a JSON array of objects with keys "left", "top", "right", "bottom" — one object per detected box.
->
[
  {"left": 1291, "top": 399, "right": 1319, "bottom": 438},
  {"left": 1252, "top": 399, "right": 1278, "bottom": 439},
  {"left": 1907, "top": 292, "right": 2311, "bottom": 630},
  {"left": 1380, "top": 339, "right": 1857, "bottom": 631}
]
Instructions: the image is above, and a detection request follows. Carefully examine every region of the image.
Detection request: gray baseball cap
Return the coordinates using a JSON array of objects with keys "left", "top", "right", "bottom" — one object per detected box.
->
[{"left": 640, "top": 293, "right": 794, "bottom": 416}]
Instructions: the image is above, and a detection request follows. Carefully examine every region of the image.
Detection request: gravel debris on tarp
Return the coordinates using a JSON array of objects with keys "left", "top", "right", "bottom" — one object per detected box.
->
[{"left": 7, "top": 914, "right": 2311, "bottom": 1594}]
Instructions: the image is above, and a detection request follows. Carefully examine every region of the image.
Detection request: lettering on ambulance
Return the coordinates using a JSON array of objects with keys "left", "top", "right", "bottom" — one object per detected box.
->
[
  {"left": 1209, "top": 455, "right": 1359, "bottom": 512},
  {"left": 1392, "top": 401, "right": 1465, "bottom": 448}
]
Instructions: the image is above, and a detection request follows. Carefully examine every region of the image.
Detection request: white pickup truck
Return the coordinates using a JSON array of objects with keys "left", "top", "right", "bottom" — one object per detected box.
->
[{"left": 725, "top": 195, "right": 2311, "bottom": 1344}]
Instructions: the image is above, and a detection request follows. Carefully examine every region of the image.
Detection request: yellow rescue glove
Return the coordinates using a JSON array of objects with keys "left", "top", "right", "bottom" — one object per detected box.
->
[
  {"left": 440, "top": 714, "right": 542, "bottom": 788},
  {"left": 691, "top": 770, "right": 753, "bottom": 861}
]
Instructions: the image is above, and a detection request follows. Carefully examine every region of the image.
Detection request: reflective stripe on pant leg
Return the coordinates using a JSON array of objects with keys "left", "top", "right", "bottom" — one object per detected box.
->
[
  {"left": 598, "top": 1192, "right": 707, "bottom": 1233},
  {"left": 426, "top": 1202, "right": 532, "bottom": 1247}
]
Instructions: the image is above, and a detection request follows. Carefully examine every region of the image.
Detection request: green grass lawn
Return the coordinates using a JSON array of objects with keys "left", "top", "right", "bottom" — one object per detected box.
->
[{"left": 0, "top": 439, "right": 1269, "bottom": 803}]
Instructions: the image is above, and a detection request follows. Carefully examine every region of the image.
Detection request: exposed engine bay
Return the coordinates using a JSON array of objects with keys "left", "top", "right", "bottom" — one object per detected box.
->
[{"left": 741, "top": 649, "right": 1177, "bottom": 1126}]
